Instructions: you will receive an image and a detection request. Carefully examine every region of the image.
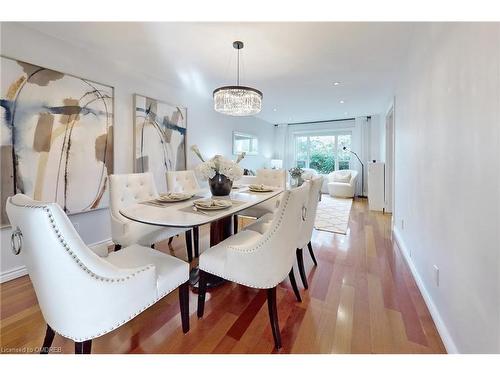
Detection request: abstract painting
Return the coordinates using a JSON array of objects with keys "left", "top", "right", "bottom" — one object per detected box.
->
[
  {"left": 133, "top": 94, "right": 186, "bottom": 193},
  {"left": 0, "top": 57, "right": 114, "bottom": 227}
]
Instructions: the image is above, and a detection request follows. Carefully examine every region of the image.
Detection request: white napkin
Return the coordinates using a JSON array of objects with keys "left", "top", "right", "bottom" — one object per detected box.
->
[
  {"left": 249, "top": 184, "right": 272, "bottom": 191},
  {"left": 194, "top": 199, "right": 231, "bottom": 208},
  {"left": 160, "top": 192, "right": 190, "bottom": 200},
  {"left": 249, "top": 184, "right": 265, "bottom": 190}
]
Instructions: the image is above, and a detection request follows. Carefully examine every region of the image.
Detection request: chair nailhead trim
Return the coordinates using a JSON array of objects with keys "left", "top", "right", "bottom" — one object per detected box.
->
[
  {"left": 200, "top": 191, "right": 297, "bottom": 288},
  {"left": 200, "top": 266, "right": 281, "bottom": 290},
  {"left": 226, "top": 192, "right": 291, "bottom": 254},
  {"left": 51, "top": 280, "right": 188, "bottom": 342},
  {"left": 9, "top": 200, "right": 153, "bottom": 283},
  {"left": 9, "top": 198, "right": 190, "bottom": 342}
]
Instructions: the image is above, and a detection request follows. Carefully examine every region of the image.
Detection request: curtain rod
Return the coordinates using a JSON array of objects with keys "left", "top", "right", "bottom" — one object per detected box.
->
[{"left": 275, "top": 116, "right": 370, "bottom": 126}]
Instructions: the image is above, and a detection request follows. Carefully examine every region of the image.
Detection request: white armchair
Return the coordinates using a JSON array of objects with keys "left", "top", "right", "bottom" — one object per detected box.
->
[
  {"left": 110, "top": 173, "right": 194, "bottom": 262},
  {"left": 235, "top": 169, "right": 287, "bottom": 232},
  {"left": 197, "top": 183, "right": 310, "bottom": 350},
  {"left": 166, "top": 170, "right": 201, "bottom": 257},
  {"left": 6, "top": 194, "right": 190, "bottom": 354},
  {"left": 327, "top": 169, "right": 358, "bottom": 198}
]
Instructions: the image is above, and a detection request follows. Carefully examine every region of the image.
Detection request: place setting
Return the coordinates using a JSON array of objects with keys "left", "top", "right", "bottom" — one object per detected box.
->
[
  {"left": 246, "top": 183, "right": 275, "bottom": 193},
  {"left": 182, "top": 198, "right": 243, "bottom": 216},
  {"left": 140, "top": 192, "right": 196, "bottom": 207}
]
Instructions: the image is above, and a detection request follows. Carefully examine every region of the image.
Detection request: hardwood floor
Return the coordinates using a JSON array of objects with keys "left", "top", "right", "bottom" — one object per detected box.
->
[{"left": 0, "top": 198, "right": 446, "bottom": 354}]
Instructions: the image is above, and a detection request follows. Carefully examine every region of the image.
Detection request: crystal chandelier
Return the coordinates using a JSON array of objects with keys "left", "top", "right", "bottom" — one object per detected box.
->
[{"left": 213, "top": 41, "right": 263, "bottom": 116}]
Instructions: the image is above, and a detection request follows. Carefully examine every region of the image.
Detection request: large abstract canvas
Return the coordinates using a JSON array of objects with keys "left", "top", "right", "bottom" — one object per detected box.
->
[
  {"left": 134, "top": 94, "right": 186, "bottom": 192},
  {"left": 0, "top": 57, "right": 114, "bottom": 227}
]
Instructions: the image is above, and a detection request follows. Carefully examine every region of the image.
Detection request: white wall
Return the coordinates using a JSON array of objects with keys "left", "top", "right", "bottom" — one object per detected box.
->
[
  {"left": 0, "top": 23, "right": 275, "bottom": 281},
  {"left": 394, "top": 23, "right": 500, "bottom": 353}
]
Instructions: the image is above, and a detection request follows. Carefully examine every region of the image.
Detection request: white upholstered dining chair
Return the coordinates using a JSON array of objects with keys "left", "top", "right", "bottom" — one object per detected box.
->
[
  {"left": 245, "top": 176, "right": 324, "bottom": 289},
  {"left": 110, "top": 172, "right": 195, "bottom": 262},
  {"left": 197, "top": 182, "right": 310, "bottom": 350},
  {"left": 234, "top": 168, "right": 287, "bottom": 233},
  {"left": 294, "top": 176, "right": 323, "bottom": 288},
  {"left": 6, "top": 194, "right": 190, "bottom": 354},
  {"left": 166, "top": 170, "right": 201, "bottom": 257},
  {"left": 166, "top": 170, "right": 200, "bottom": 195}
]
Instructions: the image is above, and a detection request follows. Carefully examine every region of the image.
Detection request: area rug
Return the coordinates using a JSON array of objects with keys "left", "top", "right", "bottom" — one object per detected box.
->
[{"left": 314, "top": 195, "right": 353, "bottom": 234}]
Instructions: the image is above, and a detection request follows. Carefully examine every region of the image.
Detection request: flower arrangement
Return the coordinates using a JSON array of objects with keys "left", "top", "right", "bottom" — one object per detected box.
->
[
  {"left": 289, "top": 167, "right": 304, "bottom": 179},
  {"left": 191, "top": 145, "right": 245, "bottom": 181},
  {"left": 289, "top": 167, "right": 305, "bottom": 187}
]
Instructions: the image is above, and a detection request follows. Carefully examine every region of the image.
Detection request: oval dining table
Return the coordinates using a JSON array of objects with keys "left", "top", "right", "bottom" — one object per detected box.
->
[{"left": 119, "top": 186, "right": 283, "bottom": 289}]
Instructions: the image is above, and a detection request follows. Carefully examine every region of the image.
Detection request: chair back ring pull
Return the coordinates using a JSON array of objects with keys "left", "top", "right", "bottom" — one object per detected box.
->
[
  {"left": 302, "top": 206, "right": 307, "bottom": 221},
  {"left": 11, "top": 228, "right": 23, "bottom": 255}
]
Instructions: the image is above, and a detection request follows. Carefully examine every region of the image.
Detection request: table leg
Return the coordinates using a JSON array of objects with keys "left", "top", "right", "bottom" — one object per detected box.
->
[{"left": 189, "top": 216, "right": 232, "bottom": 289}]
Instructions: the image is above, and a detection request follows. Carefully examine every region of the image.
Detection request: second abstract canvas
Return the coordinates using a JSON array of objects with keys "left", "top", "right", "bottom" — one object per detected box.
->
[{"left": 133, "top": 94, "right": 187, "bottom": 193}]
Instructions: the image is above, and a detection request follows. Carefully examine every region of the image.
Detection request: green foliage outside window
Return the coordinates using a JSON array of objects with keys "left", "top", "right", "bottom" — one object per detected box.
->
[
  {"left": 295, "top": 133, "right": 352, "bottom": 174},
  {"left": 309, "top": 151, "right": 335, "bottom": 174}
]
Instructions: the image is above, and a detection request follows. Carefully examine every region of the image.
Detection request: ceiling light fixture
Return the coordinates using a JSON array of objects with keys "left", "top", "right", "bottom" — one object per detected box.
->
[
  {"left": 273, "top": 108, "right": 277, "bottom": 112},
  {"left": 213, "top": 41, "right": 263, "bottom": 116},
  {"left": 333, "top": 82, "right": 340, "bottom": 86},
  {"left": 340, "top": 100, "right": 345, "bottom": 104}
]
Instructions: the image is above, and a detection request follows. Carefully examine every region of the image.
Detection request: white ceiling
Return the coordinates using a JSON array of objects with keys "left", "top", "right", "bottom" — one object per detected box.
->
[{"left": 23, "top": 22, "right": 415, "bottom": 124}]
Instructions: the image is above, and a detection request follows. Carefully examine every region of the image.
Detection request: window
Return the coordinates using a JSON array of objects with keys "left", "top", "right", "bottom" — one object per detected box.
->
[
  {"left": 233, "top": 132, "right": 258, "bottom": 155},
  {"left": 337, "top": 134, "right": 352, "bottom": 170},
  {"left": 293, "top": 133, "right": 351, "bottom": 173}
]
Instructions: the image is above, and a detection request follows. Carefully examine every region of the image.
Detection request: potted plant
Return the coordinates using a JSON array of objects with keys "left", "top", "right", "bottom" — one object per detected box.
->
[{"left": 191, "top": 145, "right": 245, "bottom": 196}]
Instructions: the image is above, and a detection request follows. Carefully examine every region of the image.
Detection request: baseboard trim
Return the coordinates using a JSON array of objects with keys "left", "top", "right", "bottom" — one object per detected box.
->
[
  {"left": 0, "top": 237, "right": 113, "bottom": 284},
  {"left": 0, "top": 265, "right": 28, "bottom": 283},
  {"left": 392, "top": 227, "right": 458, "bottom": 354}
]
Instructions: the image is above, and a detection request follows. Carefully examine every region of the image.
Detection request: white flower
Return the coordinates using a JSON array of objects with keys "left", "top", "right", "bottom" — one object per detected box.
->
[
  {"left": 217, "top": 156, "right": 243, "bottom": 181},
  {"left": 190, "top": 145, "right": 205, "bottom": 162},
  {"left": 195, "top": 160, "right": 216, "bottom": 179},
  {"left": 193, "top": 155, "right": 243, "bottom": 181},
  {"left": 235, "top": 152, "right": 246, "bottom": 164}
]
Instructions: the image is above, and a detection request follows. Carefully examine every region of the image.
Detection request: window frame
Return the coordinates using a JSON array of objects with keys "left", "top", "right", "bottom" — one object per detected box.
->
[{"left": 293, "top": 130, "right": 352, "bottom": 173}]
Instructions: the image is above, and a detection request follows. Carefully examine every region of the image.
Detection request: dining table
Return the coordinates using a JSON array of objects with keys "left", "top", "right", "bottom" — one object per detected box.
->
[{"left": 119, "top": 185, "right": 283, "bottom": 289}]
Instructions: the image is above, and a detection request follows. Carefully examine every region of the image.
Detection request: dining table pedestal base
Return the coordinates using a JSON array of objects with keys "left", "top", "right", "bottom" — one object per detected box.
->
[{"left": 189, "top": 215, "right": 233, "bottom": 290}]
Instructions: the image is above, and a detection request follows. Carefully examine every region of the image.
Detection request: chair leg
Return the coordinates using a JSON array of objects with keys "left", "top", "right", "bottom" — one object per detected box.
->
[
  {"left": 40, "top": 325, "right": 55, "bottom": 354},
  {"left": 197, "top": 270, "right": 207, "bottom": 318},
  {"left": 307, "top": 241, "right": 318, "bottom": 266},
  {"left": 267, "top": 287, "right": 282, "bottom": 350},
  {"left": 233, "top": 215, "right": 238, "bottom": 234},
  {"left": 179, "top": 281, "right": 190, "bottom": 334},
  {"left": 168, "top": 237, "right": 173, "bottom": 246},
  {"left": 74, "top": 340, "right": 92, "bottom": 354},
  {"left": 288, "top": 267, "right": 302, "bottom": 302},
  {"left": 185, "top": 229, "right": 193, "bottom": 262},
  {"left": 193, "top": 226, "right": 199, "bottom": 258},
  {"left": 296, "top": 248, "right": 309, "bottom": 289},
  {"left": 114, "top": 244, "right": 121, "bottom": 251},
  {"left": 150, "top": 243, "right": 155, "bottom": 249}
]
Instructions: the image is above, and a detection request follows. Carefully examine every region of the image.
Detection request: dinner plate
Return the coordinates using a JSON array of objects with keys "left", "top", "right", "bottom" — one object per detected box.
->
[
  {"left": 193, "top": 199, "right": 232, "bottom": 210},
  {"left": 249, "top": 186, "right": 274, "bottom": 193},
  {"left": 157, "top": 193, "right": 194, "bottom": 202}
]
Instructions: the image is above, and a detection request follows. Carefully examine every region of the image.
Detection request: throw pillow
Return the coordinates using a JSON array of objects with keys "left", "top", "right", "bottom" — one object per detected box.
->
[{"left": 333, "top": 171, "right": 351, "bottom": 183}]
